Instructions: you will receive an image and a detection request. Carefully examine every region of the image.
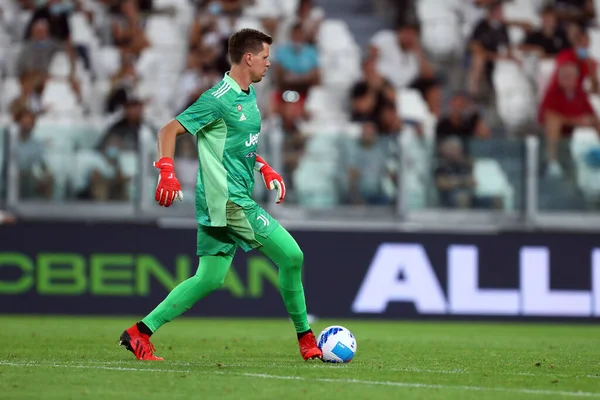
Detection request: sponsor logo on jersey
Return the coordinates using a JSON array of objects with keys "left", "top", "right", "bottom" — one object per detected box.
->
[
  {"left": 245, "top": 132, "right": 260, "bottom": 147},
  {"left": 245, "top": 151, "right": 257, "bottom": 158}
]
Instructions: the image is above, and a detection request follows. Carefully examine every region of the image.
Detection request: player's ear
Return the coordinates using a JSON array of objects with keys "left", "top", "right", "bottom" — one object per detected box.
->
[{"left": 244, "top": 52, "right": 253, "bottom": 67}]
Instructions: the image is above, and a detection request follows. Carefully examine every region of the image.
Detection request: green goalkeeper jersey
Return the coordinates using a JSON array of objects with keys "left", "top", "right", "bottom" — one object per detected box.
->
[{"left": 176, "top": 73, "right": 263, "bottom": 227}]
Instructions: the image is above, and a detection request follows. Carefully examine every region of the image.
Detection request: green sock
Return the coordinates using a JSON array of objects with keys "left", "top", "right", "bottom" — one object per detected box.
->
[
  {"left": 257, "top": 225, "right": 310, "bottom": 333},
  {"left": 141, "top": 255, "right": 232, "bottom": 333}
]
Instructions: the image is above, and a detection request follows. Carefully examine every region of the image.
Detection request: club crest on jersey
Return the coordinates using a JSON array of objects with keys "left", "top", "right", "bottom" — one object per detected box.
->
[
  {"left": 245, "top": 132, "right": 260, "bottom": 147},
  {"left": 237, "top": 104, "right": 242, "bottom": 111}
]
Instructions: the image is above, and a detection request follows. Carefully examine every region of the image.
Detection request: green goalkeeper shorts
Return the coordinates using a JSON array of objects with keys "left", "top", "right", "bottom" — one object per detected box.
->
[{"left": 196, "top": 200, "right": 279, "bottom": 257}]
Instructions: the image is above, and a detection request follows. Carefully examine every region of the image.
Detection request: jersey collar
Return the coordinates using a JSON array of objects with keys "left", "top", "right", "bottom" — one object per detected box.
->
[{"left": 223, "top": 72, "right": 246, "bottom": 94}]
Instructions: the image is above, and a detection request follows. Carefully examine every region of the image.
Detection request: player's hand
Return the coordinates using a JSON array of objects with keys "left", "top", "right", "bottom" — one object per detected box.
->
[
  {"left": 154, "top": 157, "right": 183, "bottom": 207},
  {"left": 256, "top": 156, "right": 286, "bottom": 204}
]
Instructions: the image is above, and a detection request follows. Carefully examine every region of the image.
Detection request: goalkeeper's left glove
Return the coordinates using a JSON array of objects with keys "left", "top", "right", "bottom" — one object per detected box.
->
[{"left": 255, "top": 155, "right": 286, "bottom": 204}]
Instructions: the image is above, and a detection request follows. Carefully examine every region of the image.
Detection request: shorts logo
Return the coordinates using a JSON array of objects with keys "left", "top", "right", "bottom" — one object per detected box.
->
[{"left": 257, "top": 215, "right": 270, "bottom": 226}]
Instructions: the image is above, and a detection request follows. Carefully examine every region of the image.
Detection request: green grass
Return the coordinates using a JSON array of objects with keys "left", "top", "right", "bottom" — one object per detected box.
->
[{"left": 0, "top": 316, "right": 599, "bottom": 399}]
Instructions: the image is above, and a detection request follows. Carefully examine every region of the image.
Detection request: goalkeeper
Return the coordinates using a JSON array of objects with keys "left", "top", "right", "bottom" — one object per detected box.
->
[{"left": 118, "top": 28, "right": 322, "bottom": 361}]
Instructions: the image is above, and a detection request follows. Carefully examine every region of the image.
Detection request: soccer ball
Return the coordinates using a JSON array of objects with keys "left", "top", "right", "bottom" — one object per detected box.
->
[{"left": 317, "top": 325, "right": 357, "bottom": 363}]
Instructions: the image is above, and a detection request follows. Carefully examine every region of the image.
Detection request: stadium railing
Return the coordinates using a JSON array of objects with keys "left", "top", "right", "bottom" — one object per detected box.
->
[{"left": 3, "top": 118, "right": 600, "bottom": 232}]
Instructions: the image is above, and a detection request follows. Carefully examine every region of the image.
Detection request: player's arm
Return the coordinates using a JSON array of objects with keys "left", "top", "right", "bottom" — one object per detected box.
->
[
  {"left": 255, "top": 155, "right": 286, "bottom": 204},
  {"left": 157, "top": 119, "right": 187, "bottom": 159},
  {"left": 153, "top": 119, "right": 187, "bottom": 207},
  {"left": 153, "top": 95, "right": 222, "bottom": 207}
]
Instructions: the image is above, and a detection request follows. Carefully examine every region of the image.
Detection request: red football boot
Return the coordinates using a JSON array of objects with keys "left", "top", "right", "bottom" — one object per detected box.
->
[
  {"left": 298, "top": 332, "right": 322, "bottom": 361},
  {"left": 118, "top": 324, "right": 163, "bottom": 361}
]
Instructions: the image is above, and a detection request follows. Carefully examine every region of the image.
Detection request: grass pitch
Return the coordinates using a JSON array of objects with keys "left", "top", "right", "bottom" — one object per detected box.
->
[{"left": 0, "top": 316, "right": 598, "bottom": 399}]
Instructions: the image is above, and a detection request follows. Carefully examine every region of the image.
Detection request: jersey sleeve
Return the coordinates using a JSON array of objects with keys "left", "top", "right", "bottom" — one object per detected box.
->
[{"left": 176, "top": 95, "right": 223, "bottom": 136}]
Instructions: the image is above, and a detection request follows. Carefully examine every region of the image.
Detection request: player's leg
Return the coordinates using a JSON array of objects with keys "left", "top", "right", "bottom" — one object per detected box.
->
[
  {"left": 141, "top": 254, "right": 232, "bottom": 332},
  {"left": 119, "top": 254, "right": 232, "bottom": 360},
  {"left": 224, "top": 200, "right": 321, "bottom": 360},
  {"left": 119, "top": 225, "right": 237, "bottom": 360},
  {"left": 255, "top": 225, "right": 322, "bottom": 361}
]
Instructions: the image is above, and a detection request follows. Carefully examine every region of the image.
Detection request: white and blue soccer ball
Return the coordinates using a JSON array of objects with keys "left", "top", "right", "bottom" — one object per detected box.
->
[{"left": 317, "top": 325, "right": 357, "bottom": 363}]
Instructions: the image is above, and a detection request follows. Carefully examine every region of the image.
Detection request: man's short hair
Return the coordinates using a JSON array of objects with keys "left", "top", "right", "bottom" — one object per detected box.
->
[{"left": 228, "top": 28, "right": 273, "bottom": 64}]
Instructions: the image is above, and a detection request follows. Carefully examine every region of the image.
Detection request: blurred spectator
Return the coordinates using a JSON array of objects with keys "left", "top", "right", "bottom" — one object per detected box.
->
[
  {"left": 377, "top": 101, "right": 405, "bottom": 141},
  {"left": 520, "top": 6, "right": 570, "bottom": 58},
  {"left": 369, "top": 23, "right": 442, "bottom": 117},
  {"left": 279, "top": 100, "right": 307, "bottom": 191},
  {"left": 272, "top": 22, "right": 320, "bottom": 114},
  {"left": 276, "top": 0, "right": 324, "bottom": 44},
  {"left": 294, "top": 0, "right": 324, "bottom": 44},
  {"left": 436, "top": 92, "right": 490, "bottom": 150},
  {"left": 553, "top": 0, "right": 595, "bottom": 25},
  {"left": 548, "top": 24, "right": 599, "bottom": 93},
  {"left": 434, "top": 136, "right": 502, "bottom": 209},
  {"left": 15, "top": 110, "right": 54, "bottom": 199},
  {"left": 110, "top": 0, "right": 150, "bottom": 57},
  {"left": 466, "top": 1, "right": 514, "bottom": 97},
  {"left": 350, "top": 58, "right": 396, "bottom": 123},
  {"left": 346, "top": 122, "right": 394, "bottom": 205},
  {"left": 16, "top": 19, "right": 64, "bottom": 78},
  {"left": 538, "top": 63, "right": 599, "bottom": 178},
  {"left": 25, "top": 0, "right": 72, "bottom": 42},
  {"left": 23, "top": 0, "right": 78, "bottom": 71},
  {"left": 106, "top": 57, "right": 140, "bottom": 113},
  {"left": 76, "top": 131, "right": 132, "bottom": 202},
  {"left": 10, "top": 73, "right": 46, "bottom": 119},
  {"left": 98, "top": 98, "right": 148, "bottom": 151},
  {"left": 351, "top": 82, "right": 378, "bottom": 123},
  {"left": 173, "top": 49, "right": 221, "bottom": 113}
]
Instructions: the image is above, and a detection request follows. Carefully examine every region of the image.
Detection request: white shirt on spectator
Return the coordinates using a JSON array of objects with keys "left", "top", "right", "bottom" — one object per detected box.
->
[{"left": 370, "top": 30, "right": 419, "bottom": 89}]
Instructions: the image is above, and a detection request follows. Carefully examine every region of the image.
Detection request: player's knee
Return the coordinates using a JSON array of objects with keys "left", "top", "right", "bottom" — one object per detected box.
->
[
  {"left": 192, "top": 274, "right": 225, "bottom": 292},
  {"left": 287, "top": 248, "right": 304, "bottom": 270}
]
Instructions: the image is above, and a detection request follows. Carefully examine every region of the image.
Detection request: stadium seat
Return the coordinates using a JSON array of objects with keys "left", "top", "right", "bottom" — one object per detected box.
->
[
  {"left": 69, "top": 11, "right": 99, "bottom": 49},
  {"left": 317, "top": 19, "right": 356, "bottom": 52},
  {"left": 48, "top": 52, "right": 72, "bottom": 79},
  {"left": 588, "top": 28, "right": 600, "bottom": 60},
  {"left": 40, "top": 79, "right": 83, "bottom": 117},
  {"left": 91, "top": 46, "right": 121, "bottom": 80},
  {"left": 396, "top": 89, "right": 431, "bottom": 124},
  {"left": 319, "top": 49, "right": 361, "bottom": 89},
  {"left": 145, "top": 15, "right": 184, "bottom": 47},
  {"left": 473, "top": 158, "right": 514, "bottom": 210},
  {"left": 570, "top": 127, "right": 600, "bottom": 200},
  {"left": 416, "top": 0, "right": 462, "bottom": 58},
  {"left": 493, "top": 61, "right": 536, "bottom": 131},
  {"left": 536, "top": 59, "right": 556, "bottom": 100},
  {"left": 1, "top": 42, "right": 21, "bottom": 77},
  {"left": 0, "top": 77, "right": 21, "bottom": 115},
  {"left": 234, "top": 17, "right": 264, "bottom": 32},
  {"left": 305, "top": 85, "right": 348, "bottom": 121}
]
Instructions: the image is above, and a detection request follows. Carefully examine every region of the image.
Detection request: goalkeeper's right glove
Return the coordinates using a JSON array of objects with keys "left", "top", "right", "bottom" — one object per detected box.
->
[{"left": 154, "top": 157, "right": 183, "bottom": 207}]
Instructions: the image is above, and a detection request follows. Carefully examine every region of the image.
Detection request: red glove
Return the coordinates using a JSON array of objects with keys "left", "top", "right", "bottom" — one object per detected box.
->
[
  {"left": 255, "top": 155, "right": 286, "bottom": 204},
  {"left": 154, "top": 157, "right": 183, "bottom": 207}
]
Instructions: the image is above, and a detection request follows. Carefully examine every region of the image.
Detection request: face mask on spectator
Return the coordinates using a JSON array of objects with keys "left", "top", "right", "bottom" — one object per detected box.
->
[
  {"left": 49, "top": 1, "right": 73, "bottom": 15},
  {"left": 208, "top": 2, "right": 222, "bottom": 15},
  {"left": 576, "top": 47, "right": 589, "bottom": 59},
  {"left": 33, "top": 39, "right": 51, "bottom": 48},
  {"left": 106, "top": 146, "right": 120, "bottom": 159}
]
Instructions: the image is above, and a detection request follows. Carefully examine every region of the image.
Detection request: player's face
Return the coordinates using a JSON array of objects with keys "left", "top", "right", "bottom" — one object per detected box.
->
[{"left": 249, "top": 43, "right": 271, "bottom": 83}]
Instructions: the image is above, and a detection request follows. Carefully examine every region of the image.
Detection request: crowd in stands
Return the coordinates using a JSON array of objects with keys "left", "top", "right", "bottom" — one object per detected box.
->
[{"left": 1, "top": 0, "right": 600, "bottom": 212}]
